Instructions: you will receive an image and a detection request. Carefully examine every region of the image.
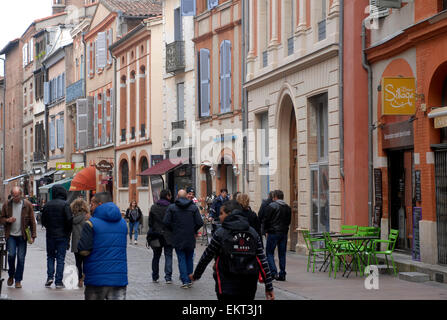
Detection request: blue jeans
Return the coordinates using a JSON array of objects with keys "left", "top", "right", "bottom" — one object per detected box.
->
[
  {"left": 175, "top": 248, "right": 194, "bottom": 285},
  {"left": 129, "top": 221, "right": 140, "bottom": 241},
  {"left": 46, "top": 237, "right": 68, "bottom": 284},
  {"left": 7, "top": 236, "right": 27, "bottom": 282},
  {"left": 152, "top": 245, "right": 173, "bottom": 281},
  {"left": 266, "top": 233, "right": 288, "bottom": 277}
]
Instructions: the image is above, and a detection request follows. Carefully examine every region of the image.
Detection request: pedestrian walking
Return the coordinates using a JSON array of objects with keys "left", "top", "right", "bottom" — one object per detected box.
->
[
  {"left": 261, "top": 190, "right": 292, "bottom": 281},
  {"left": 189, "top": 200, "right": 275, "bottom": 301},
  {"left": 236, "top": 193, "right": 262, "bottom": 238},
  {"left": 258, "top": 191, "right": 275, "bottom": 238},
  {"left": 78, "top": 192, "right": 128, "bottom": 300},
  {"left": 70, "top": 198, "right": 90, "bottom": 288},
  {"left": 125, "top": 200, "right": 143, "bottom": 245},
  {"left": 148, "top": 189, "right": 173, "bottom": 284},
  {"left": 209, "top": 188, "right": 229, "bottom": 233},
  {"left": 0, "top": 187, "right": 36, "bottom": 289},
  {"left": 41, "top": 185, "right": 73, "bottom": 289},
  {"left": 163, "top": 189, "right": 203, "bottom": 288}
]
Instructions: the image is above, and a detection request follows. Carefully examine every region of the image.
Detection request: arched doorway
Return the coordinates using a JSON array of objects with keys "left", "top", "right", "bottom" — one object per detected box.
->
[{"left": 277, "top": 93, "right": 298, "bottom": 251}]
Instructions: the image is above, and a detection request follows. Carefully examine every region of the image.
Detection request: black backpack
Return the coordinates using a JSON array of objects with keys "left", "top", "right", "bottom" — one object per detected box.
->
[{"left": 219, "top": 229, "right": 259, "bottom": 276}]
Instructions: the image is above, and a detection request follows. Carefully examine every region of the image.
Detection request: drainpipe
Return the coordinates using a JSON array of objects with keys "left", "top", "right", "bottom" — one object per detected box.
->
[
  {"left": 339, "top": 0, "right": 346, "bottom": 223},
  {"left": 81, "top": 32, "right": 87, "bottom": 170},
  {"left": 362, "top": 21, "right": 373, "bottom": 227},
  {"left": 42, "top": 63, "right": 49, "bottom": 174},
  {"left": 1, "top": 57, "right": 5, "bottom": 197},
  {"left": 111, "top": 47, "right": 118, "bottom": 201},
  {"left": 241, "top": 0, "right": 247, "bottom": 193}
]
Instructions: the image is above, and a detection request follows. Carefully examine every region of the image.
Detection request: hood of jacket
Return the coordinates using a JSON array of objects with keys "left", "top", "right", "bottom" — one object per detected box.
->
[
  {"left": 275, "top": 200, "right": 287, "bottom": 206},
  {"left": 93, "top": 202, "right": 122, "bottom": 223},
  {"left": 157, "top": 199, "right": 171, "bottom": 207},
  {"left": 222, "top": 210, "right": 250, "bottom": 232},
  {"left": 175, "top": 197, "right": 193, "bottom": 209},
  {"left": 52, "top": 185, "right": 67, "bottom": 200}
]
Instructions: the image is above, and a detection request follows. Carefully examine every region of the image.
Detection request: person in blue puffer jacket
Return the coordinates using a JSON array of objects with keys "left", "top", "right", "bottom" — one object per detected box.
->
[{"left": 78, "top": 192, "right": 128, "bottom": 300}]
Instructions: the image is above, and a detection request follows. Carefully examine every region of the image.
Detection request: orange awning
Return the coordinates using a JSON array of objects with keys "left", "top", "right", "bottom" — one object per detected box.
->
[{"left": 69, "top": 166, "right": 97, "bottom": 191}]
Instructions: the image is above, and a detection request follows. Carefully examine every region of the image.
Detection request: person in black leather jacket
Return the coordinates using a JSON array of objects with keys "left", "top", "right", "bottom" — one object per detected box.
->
[
  {"left": 261, "top": 190, "right": 291, "bottom": 281},
  {"left": 41, "top": 185, "right": 73, "bottom": 288}
]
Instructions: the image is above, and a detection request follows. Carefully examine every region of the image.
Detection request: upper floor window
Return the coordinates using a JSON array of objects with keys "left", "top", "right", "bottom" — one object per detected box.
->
[
  {"left": 181, "top": 0, "right": 196, "bottom": 16},
  {"left": 198, "top": 48, "right": 210, "bottom": 117},
  {"left": 220, "top": 40, "right": 231, "bottom": 114},
  {"left": 207, "top": 0, "right": 218, "bottom": 10}
]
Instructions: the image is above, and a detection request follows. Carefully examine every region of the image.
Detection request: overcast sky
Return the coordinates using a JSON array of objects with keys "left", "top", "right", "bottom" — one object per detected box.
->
[{"left": 0, "top": 0, "right": 51, "bottom": 75}]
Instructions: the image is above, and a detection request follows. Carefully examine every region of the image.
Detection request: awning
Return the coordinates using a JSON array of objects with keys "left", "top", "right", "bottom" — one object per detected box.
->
[
  {"left": 428, "top": 107, "right": 447, "bottom": 129},
  {"left": 3, "top": 174, "right": 28, "bottom": 185},
  {"left": 69, "top": 166, "right": 96, "bottom": 191},
  {"left": 39, "top": 177, "right": 73, "bottom": 194},
  {"left": 43, "top": 169, "right": 58, "bottom": 177},
  {"left": 139, "top": 158, "right": 187, "bottom": 176}
]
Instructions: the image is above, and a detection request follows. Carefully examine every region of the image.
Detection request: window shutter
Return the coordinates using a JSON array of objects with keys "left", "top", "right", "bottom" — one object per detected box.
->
[
  {"left": 29, "top": 38, "right": 34, "bottom": 62},
  {"left": 23, "top": 43, "right": 28, "bottom": 67},
  {"left": 86, "top": 43, "right": 91, "bottom": 77},
  {"left": 44, "top": 82, "right": 50, "bottom": 105},
  {"left": 49, "top": 120, "right": 55, "bottom": 151},
  {"left": 220, "top": 41, "right": 231, "bottom": 113},
  {"left": 62, "top": 73, "right": 65, "bottom": 98},
  {"left": 181, "top": 0, "right": 196, "bottom": 16},
  {"left": 220, "top": 42, "right": 225, "bottom": 113},
  {"left": 60, "top": 117, "right": 64, "bottom": 149},
  {"left": 95, "top": 40, "right": 98, "bottom": 74},
  {"left": 370, "top": 0, "right": 390, "bottom": 18},
  {"left": 226, "top": 41, "right": 232, "bottom": 113},
  {"left": 107, "top": 29, "right": 113, "bottom": 65},
  {"left": 76, "top": 99, "right": 88, "bottom": 150},
  {"left": 94, "top": 94, "right": 98, "bottom": 147},
  {"left": 174, "top": 7, "right": 182, "bottom": 42},
  {"left": 102, "top": 91, "right": 106, "bottom": 145},
  {"left": 109, "top": 88, "right": 114, "bottom": 143},
  {"left": 200, "top": 49, "right": 210, "bottom": 117},
  {"left": 58, "top": 75, "right": 62, "bottom": 99},
  {"left": 97, "top": 32, "right": 107, "bottom": 69}
]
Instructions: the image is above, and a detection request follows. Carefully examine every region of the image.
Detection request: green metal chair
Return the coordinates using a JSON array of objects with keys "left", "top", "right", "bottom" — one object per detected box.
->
[
  {"left": 341, "top": 225, "right": 358, "bottom": 234},
  {"left": 323, "top": 232, "right": 355, "bottom": 278},
  {"left": 367, "top": 229, "right": 399, "bottom": 276},
  {"left": 302, "top": 230, "right": 328, "bottom": 273}
]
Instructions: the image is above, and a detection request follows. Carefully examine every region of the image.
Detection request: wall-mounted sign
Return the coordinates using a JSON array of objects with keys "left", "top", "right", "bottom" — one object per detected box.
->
[
  {"left": 415, "top": 170, "right": 421, "bottom": 202},
  {"left": 382, "top": 77, "right": 416, "bottom": 115},
  {"left": 382, "top": 120, "right": 414, "bottom": 149},
  {"left": 56, "top": 162, "right": 75, "bottom": 170},
  {"left": 374, "top": 168, "right": 383, "bottom": 206},
  {"left": 412, "top": 207, "right": 422, "bottom": 261},
  {"left": 429, "top": 107, "right": 447, "bottom": 129},
  {"left": 95, "top": 160, "right": 113, "bottom": 172}
]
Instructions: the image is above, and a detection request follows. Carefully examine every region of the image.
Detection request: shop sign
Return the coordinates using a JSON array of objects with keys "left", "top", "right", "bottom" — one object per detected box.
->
[
  {"left": 95, "top": 160, "right": 113, "bottom": 172},
  {"left": 56, "top": 162, "right": 75, "bottom": 170},
  {"left": 382, "top": 120, "right": 414, "bottom": 149},
  {"left": 412, "top": 207, "right": 422, "bottom": 261},
  {"left": 382, "top": 77, "right": 416, "bottom": 115},
  {"left": 429, "top": 107, "right": 447, "bottom": 129}
]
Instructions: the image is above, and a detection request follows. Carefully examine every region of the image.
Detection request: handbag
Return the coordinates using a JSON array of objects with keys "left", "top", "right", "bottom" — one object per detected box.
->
[
  {"left": 149, "top": 238, "right": 161, "bottom": 248},
  {"left": 25, "top": 226, "right": 32, "bottom": 244}
]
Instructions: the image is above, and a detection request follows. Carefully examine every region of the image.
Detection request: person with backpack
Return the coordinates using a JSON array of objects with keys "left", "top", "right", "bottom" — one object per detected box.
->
[
  {"left": 189, "top": 200, "right": 275, "bottom": 301},
  {"left": 148, "top": 189, "right": 173, "bottom": 284},
  {"left": 262, "top": 190, "right": 292, "bottom": 281},
  {"left": 125, "top": 200, "right": 143, "bottom": 245}
]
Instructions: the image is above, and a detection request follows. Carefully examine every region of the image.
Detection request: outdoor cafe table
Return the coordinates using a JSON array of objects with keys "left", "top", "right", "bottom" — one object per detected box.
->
[
  {"left": 338, "top": 236, "right": 380, "bottom": 278},
  {"left": 316, "top": 233, "right": 356, "bottom": 272}
]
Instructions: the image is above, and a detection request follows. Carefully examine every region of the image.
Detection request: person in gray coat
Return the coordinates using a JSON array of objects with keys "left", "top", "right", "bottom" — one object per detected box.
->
[{"left": 70, "top": 198, "right": 90, "bottom": 288}]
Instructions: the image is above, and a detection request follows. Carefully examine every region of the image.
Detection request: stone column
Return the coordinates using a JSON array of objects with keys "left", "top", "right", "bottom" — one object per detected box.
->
[{"left": 297, "top": 0, "right": 306, "bottom": 33}]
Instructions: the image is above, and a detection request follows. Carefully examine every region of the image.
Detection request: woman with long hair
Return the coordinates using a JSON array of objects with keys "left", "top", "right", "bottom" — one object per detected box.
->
[
  {"left": 125, "top": 200, "right": 143, "bottom": 245},
  {"left": 236, "top": 193, "right": 262, "bottom": 240},
  {"left": 70, "top": 197, "right": 90, "bottom": 288}
]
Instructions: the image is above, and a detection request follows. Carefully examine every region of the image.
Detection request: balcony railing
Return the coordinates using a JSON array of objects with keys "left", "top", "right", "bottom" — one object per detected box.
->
[
  {"left": 66, "top": 79, "right": 85, "bottom": 104},
  {"left": 166, "top": 41, "right": 185, "bottom": 74}
]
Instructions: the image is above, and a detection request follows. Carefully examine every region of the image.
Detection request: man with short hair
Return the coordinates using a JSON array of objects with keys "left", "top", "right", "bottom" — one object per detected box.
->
[
  {"left": 262, "top": 190, "right": 292, "bottom": 281},
  {"left": 163, "top": 189, "right": 203, "bottom": 288},
  {"left": 78, "top": 192, "right": 128, "bottom": 300},
  {"left": 0, "top": 187, "right": 36, "bottom": 288},
  {"left": 41, "top": 185, "right": 73, "bottom": 289},
  {"left": 209, "top": 188, "right": 229, "bottom": 234}
]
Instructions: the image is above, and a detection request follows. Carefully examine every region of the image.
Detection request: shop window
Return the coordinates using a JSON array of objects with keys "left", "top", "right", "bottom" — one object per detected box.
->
[
  {"left": 140, "top": 157, "right": 149, "bottom": 187},
  {"left": 121, "top": 160, "right": 129, "bottom": 187}
]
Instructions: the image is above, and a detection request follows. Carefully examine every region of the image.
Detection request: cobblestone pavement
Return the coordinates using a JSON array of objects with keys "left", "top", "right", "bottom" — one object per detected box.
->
[{"left": 0, "top": 225, "right": 302, "bottom": 300}]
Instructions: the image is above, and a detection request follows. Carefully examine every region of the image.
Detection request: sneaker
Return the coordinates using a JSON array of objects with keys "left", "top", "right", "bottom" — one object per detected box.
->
[
  {"left": 45, "top": 279, "right": 54, "bottom": 288},
  {"left": 166, "top": 280, "right": 173, "bottom": 284},
  {"left": 134, "top": 240, "right": 138, "bottom": 245},
  {"left": 55, "top": 283, "right": 65, "bottom": 289},
  {"left": 276, "top": 275, "right": 286, "bottom": 281},
  {"left": 181, "top": 283, "right": 191, "bottom": 289},
  {"left": 187, "top": 283, "right": 193, "bottom": 288},
  {"left": 7, "top": 277, "right": 13, "bottom": 287},
  {"left": 152, "top": 279, "right": 159, "bottom": 283},
  {"left": 14, "top": 281, "right": 22, "bottom": 289}
]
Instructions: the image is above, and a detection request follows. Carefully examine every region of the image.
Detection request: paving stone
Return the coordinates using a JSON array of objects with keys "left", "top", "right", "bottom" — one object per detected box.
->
[{"left": 399, "top": 272, "right": 430, "bottom": 283}]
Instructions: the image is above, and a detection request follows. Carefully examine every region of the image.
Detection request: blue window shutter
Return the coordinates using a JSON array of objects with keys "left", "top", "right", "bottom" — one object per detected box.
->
[
  {"left": 102, "top": 91, "right": 106, "bottom": 146},
  {"left": 62, "top": 73, "right": 65, "bottom": 98},
  {"left": 58, "top": 75, "right": 62, "bottom": 99},
  {"left": 208, "top": 0, "right": 218, "bottom": 10},
  {"left": 44, "top": 82, "right": 50, "bottom": 105},
  {"left": 86, "top": 43, "right": 91, "bottom": 77},
  {"left": 226, "top": 41, "right": 232, "bottom": 112},
  {"left": 200, "top": 49, "right": 210, "bottom": 117},
  {"left": 60, "top": 117, "right": 64, "bottom": 148},
  {"left": 94, "top": 94, "right": 98, "bottom": 147},
  {"left": 97, "top": 32, "right": 107, "bottom": 69},
  {"left": 49, "top": 120, "right": 55, "bottom": 151},
  {"left": 107, "top": 29, "right": 113, "bottom": 65},
  {"left": 220, "top": 42, "right": 225, "bottom": 113},
  {"left": 109, "top": 88, "right": 114, "bottom": 143},
  {"left": 181, "top": 0, "right": 196, "bottom": 16}
]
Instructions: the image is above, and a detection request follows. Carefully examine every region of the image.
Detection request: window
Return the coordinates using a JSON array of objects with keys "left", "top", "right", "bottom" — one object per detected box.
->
[
  {"left": 140, "top": 66, "right": 147, "bottom": 134},
  {"left": 174, "top": 7, "right": 182, "bottom": 42},
  {"left": 120, "top": 76, "right": 127, "bottom": 142},
  {"left": 220, "top": 40, "right": 231, "bottom": 113},
  {"left": 198, "top": 49, "right": 210, "bottom": 117},
  {"left": 207, "top": 0, "right": 218, "bottom": 10},
  {"left": 24, "top": 88, "right": 27, "bottom": 108},
  {"left": 318, "top": 0, "right": 327, "bottom": 41},
  {"left": 121, "top": 160, "right": 129, "bottom": 187},
  {"left": 57, "top": 116, "right": 64, "bottom": 149},
  {"left": 259, "top": 112, "right": 270, "bottom": 198},
  {"left": 140, "top": 157, "right": 149, "bottom": 187},
  {"left": 49, "top": 119, "right": 56, "bottom": 151},
  {"left": 181, "top": 0, "right": 196, "bottom": 16},
  {"left": 443, "top": 0, "right": 447, "bottom": 11},
  {"left": 29, "top": 83, "right": 33, "bottom": 105}
]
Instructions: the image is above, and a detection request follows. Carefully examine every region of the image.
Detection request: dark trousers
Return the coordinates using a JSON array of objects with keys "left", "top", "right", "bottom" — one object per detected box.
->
[
  {"left": 266, "top": 233, "right": 288, "bottom": 277},
  {"left": 217, "top": 291, "right": 256, "bottom": 301},
  {"left": 6, "top": 236, "right": 27, "bottom": 282},
  {"left": 152, "top": 245, "right": 173, "bottom": 281},
  {"left": 74, "top": 252, "right": 84, "bottom": 280},
  {"left": 46, "top": 237, "right": 68, "bottom": 284}
]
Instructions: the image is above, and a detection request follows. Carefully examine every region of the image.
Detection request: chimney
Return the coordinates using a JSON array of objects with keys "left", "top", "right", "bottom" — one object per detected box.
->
[{"left": 52, "top": 0, "right": 66, "bottom": 15}]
